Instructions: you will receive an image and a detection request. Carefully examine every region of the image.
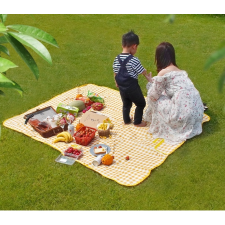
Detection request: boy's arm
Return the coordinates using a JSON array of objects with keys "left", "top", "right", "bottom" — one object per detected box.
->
[
  {"left": 141, "top": 70, "right": 152, "bottom": 83},
  {"left": 114, "top": 73, "right": 119, "bottom": 88}
]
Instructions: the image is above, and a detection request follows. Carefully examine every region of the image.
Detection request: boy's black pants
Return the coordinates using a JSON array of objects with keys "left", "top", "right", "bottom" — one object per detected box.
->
[{"left": 119, "top": 85, "right": 146, "bottom": 125}]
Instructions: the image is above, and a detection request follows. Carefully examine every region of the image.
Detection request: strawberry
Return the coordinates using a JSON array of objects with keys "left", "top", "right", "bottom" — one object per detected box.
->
[{"left": 125, "top": 156, "right": 130, "bottom": 160}]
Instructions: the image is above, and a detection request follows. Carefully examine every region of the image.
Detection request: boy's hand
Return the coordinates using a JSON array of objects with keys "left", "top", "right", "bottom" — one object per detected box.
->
[
  {"left": 144, "top": 72, "right": 152, "bottom": 83},
  {"left": 114, "top": 73, "right": 119, "bottom": 88}
]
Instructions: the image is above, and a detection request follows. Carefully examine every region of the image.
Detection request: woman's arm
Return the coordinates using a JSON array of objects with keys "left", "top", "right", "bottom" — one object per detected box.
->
[{"left": 147, "top": 76, "right": 166, "bottom": 101}]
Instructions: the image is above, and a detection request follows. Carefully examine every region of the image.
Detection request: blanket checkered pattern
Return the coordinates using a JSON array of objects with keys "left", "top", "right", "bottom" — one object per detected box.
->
[{"left": 3, "top": 84, "right": 210, "bottom": 186}]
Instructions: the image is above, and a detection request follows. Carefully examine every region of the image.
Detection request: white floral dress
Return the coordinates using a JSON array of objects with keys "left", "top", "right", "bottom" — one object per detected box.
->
[{"left": 143, "top": 70, "right": 204, "bottom": 145}]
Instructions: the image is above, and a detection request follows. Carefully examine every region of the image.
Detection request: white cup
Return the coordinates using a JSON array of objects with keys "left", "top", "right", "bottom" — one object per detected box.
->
[{"left": 92, "top": 155, "right": 104, "bottom": 166}]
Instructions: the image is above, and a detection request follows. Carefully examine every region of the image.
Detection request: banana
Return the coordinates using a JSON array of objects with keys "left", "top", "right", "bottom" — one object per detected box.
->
[
  {"left": 53, "top": 136, "right": 66, "bottom": 143},
  {"left": 57, "top": 131, "right": 72, "bottom": 143},
  {"left": 70, "top": 134, "right": 73, "bottom": 142}
]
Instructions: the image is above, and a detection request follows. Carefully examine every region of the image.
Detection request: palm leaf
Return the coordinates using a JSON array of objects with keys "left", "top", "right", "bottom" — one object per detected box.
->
[
  {"left": 0, "top": 72, "right": 23, "bottom": 95},
  {"left": 204, "top": 47, "right": 225, "bottom": 70},
  {"left": 0, "top": 35, "right": 8, "bottom": 44},
  {"left": 0, "top": 14, "right": 7, "bottom": 23},
  {"left": 218, "top": 69, "right": 225, "bottom": 93},
  {"left": 0, "top": 45, "right": 10, "bottom": 55},
  {"left": 164, "top": 14, "right": 175, "bottom": 23},
  {"left": 0, "top": 23, "right": 7, "bottom": 32},
  {"left": 8, "top": 32, "right": 52, "bottom": 65},
  {"left": 7, "top": 24, "right": 59, "bottom": 48},
  {"left": 4, "top": 33, "right": 39, "bottom": 80},
  {"left": 0, "top": 57, "right": 17, "bottom": 72}
]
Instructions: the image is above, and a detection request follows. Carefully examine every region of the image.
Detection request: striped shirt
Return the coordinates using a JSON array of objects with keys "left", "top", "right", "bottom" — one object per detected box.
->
[{"left": 113, "top": 53, "right": 145, "bottom": 79}]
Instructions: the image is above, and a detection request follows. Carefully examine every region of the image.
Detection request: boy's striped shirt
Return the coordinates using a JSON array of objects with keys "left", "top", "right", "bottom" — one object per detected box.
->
[{"left": 113, "top": 53, "right": 145, "bottom": 79}]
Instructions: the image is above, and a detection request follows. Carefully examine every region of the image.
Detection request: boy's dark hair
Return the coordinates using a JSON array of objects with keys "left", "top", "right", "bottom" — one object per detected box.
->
[
  {"left": 155, "top": 42, "right": 178, "bottom": 73},
  {"left": 122, "top": 30, "right": 139, "bottom": 47}
]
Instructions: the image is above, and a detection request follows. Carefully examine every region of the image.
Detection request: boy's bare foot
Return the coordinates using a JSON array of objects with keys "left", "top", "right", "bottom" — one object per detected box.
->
[{"left": 134, "top": 121, "right": 147, "bottom": 127}]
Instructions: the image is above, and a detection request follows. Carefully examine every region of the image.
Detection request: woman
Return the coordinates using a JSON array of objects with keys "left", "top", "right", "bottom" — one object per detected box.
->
[{"left": 143, "top": 42, "right": 204, "bottom": 145}]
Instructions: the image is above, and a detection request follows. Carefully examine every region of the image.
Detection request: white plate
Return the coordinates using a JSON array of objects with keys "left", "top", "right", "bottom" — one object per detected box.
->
[{"left": 90, "top": 144, "right": 111, "bottom": 157}]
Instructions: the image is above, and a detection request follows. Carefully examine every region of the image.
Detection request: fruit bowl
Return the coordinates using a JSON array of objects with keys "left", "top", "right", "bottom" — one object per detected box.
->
[
  {"left": 74, "top": 126, "right": 97, "bottom": 146},
  {"left": 64, "top": 147, "right": 83, "bottom": 159}
]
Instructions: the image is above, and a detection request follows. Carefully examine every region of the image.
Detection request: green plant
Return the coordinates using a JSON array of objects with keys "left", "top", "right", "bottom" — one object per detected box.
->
[
  {"left": 0, "top": 14, "right": 58, "bottom": 96},
  {"left": 0, "top": 14, "right": 59, "bottom": 138},
  {"left": 204, "top": 42, "right": 225, "bottom": 92}
]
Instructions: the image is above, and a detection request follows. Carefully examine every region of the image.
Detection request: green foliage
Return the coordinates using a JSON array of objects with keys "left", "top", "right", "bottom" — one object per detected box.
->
[
  {"left": 0, "top": 14, "right": 7, "bottom": 23},
  {"left": 0, "top": 73, "right": 23, "bottom": 95},
  {"left": 7, "top": 24, "right": 59, "bottom": 48},
  {"left": 8, "top": 32, "right": 52, "bottom": 65},
  {"left": 0, "top": 57, "right": 17, "bottom": 72},
  {"left": 0, "top": 14, "right": 58, "bottom": 95},
  {"left": 205, "top": 46, "right": 225, "bottom": 92},
  {"left": 164, "top": 14, "right": 175, "bottom": 23}
]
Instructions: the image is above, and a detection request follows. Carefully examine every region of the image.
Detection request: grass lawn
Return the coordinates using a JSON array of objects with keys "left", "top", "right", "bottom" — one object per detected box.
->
[{"left": 0, "top": 14, "right": 225, "bottom": 210}]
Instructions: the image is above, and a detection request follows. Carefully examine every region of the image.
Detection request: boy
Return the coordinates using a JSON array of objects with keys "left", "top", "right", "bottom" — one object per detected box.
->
[{"left": 113, "top": 30, "right": 150, "bottom": 127}]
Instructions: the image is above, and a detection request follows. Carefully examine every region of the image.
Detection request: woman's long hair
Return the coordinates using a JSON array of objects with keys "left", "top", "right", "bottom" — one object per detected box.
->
[{"left": 155, "top": 42, "right": 178, "bottom": 73}]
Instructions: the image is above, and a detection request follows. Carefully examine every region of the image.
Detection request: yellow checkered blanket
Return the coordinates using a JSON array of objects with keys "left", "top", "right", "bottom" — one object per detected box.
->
[{"left": 3, "top": 84, "right": 210, "bottom": 186}]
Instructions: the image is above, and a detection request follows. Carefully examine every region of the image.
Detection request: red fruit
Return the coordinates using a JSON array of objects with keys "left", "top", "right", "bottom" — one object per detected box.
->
[
  {"left": 98, "top": 146, "right": 102, "bottom": 148},
  {"left": 125, "top": 156, "right": 130, "bottom": 160}
]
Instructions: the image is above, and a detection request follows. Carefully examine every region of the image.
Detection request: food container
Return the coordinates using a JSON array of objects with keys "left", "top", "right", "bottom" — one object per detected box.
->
[
  {"left": 56, "top": 103, "right": 79, "bottom": 117},
  {"left": 97, "top": 123, "right": 110, "bottom": 137},
  {"left": 64, "top": 147, "right": 83, "bottom": 159},
  {"left": 24, "top": 106, "right": 68, "bottom": 138},
  {"left": 74, "top": 126, "right": 97, "bottom": 146}
]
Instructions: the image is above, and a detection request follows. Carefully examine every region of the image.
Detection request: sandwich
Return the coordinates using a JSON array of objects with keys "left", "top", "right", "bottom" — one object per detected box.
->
[{"left": 94, "top": 146, "right": 107, "bottom": 154}]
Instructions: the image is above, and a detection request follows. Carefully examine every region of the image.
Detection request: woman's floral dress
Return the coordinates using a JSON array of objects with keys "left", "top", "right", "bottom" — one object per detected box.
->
[{"left": 143, "top": 70, "right": 204, "bottom": 145}]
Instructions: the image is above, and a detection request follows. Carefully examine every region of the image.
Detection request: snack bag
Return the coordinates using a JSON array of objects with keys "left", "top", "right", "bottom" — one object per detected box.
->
[
  {"left": 92, "top": 102, "right": 104, "bottom": 111},
  {"left": 87, "top": 90, "right": 104, "bottom": 103}
]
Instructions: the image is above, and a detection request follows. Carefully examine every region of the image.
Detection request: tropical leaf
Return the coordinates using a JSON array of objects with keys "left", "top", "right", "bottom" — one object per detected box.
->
[
  {"left": 0, "top": 72, "right": 23, "bottom": 95},
  {"left": 0, "top": 14, "right": 7, "bottom": 23},
  {"left": 218, "top": 69, "right": 225, "bottom": 93},
  {"left": 0, "top": 57, "right": 17, "bottom": 72},
  {"left": 4, "top": 33, "right": 39, "bottom": 80},
  {"left": 0, "top": 45, "right": 10, "bottom": 55},
  {"left": 7, "top": 24, "right": 59, "bottom": 48},
  {"left": 0, "top": 23, "right": 7, "bottom": 32},
  {"left": 0, "top": 35, "right": 8, "bottom": 44},
  {"left": 8, "top": 32, "right": 52, "bottom": 65},
  {"left": 204, "top": 47, "right": 225, "bottom": 70},
  {"left": 165, "top": 14, "right": 175, "bottom": 23}
]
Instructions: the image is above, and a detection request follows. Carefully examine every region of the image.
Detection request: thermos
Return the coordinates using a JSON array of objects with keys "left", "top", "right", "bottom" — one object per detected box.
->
[{"left": 68, "top": 124, "right": 75, "bottom": 136}]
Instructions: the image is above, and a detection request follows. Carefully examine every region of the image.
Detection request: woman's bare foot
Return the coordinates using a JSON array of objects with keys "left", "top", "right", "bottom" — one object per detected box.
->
[{"left": 134, "top": 121, "right": 147, "bottom": 127}]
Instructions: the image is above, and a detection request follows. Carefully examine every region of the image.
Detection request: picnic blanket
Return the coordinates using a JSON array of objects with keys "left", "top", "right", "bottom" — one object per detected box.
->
[{"left": 3, "top": 84, "right": 210, "bottom": 186}]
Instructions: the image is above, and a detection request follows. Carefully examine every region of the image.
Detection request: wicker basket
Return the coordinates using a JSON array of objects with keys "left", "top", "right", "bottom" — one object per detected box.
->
[{"left": 97, "top": 123, "right": 110, "bottom": 137}]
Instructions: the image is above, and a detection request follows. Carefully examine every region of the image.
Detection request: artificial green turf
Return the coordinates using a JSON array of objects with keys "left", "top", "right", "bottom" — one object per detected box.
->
[{"left": 0, "top": 14, "right": 225, "bottom": 210}]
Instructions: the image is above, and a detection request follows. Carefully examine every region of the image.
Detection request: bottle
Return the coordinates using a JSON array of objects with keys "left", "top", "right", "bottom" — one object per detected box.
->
[{"left": 68, "top": 123, "right": 75, "bottom": 136}]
